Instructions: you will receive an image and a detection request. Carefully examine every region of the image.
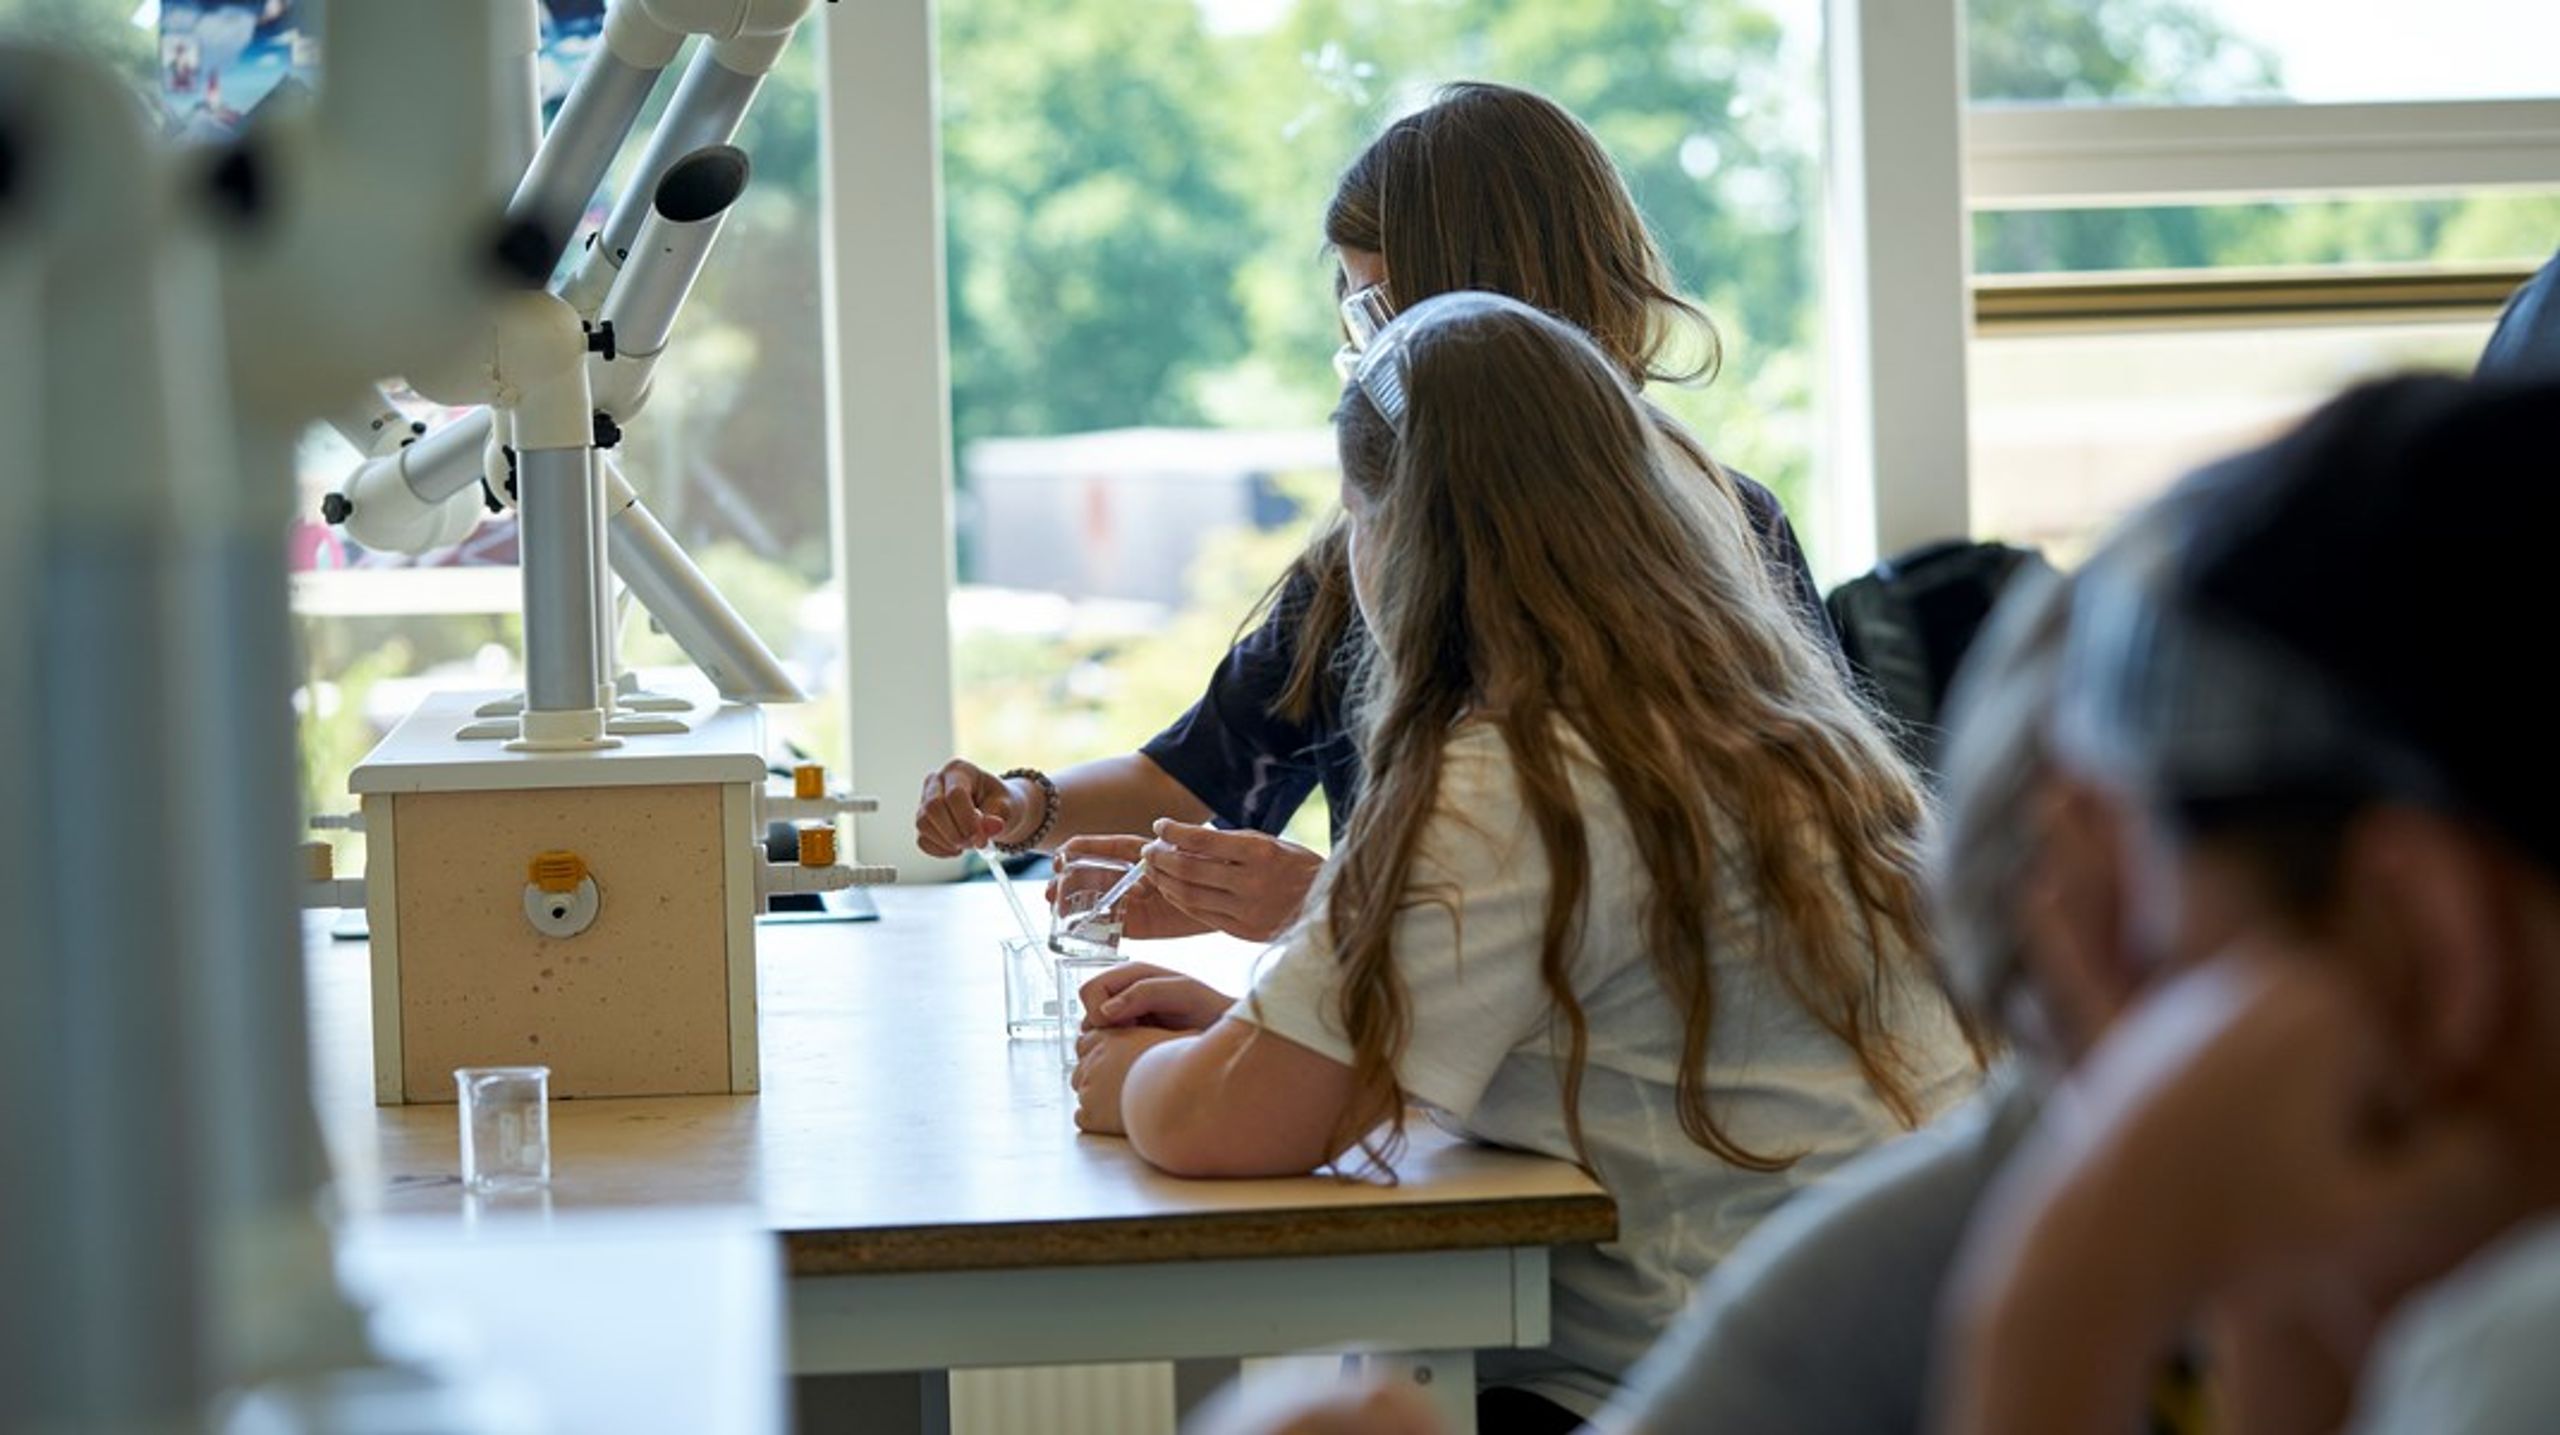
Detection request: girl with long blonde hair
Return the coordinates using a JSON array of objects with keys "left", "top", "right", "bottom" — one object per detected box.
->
[{"left": 1072, "top": 293, "right": 1973, "bottom": 1430}]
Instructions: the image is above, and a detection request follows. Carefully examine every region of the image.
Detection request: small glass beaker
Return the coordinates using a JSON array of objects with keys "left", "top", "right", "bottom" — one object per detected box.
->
[
  {"left": 456, "top": 1065, "right": 551, "bottom": 1192},
  {"left": 1050, "top": 855, "right": 1134, "bottom": 961},
  {"left": 1003, "top": 935, "right": 1060, "bottom": 1037},
  {"left": 1055, "top": 953, "right": 1124, "bottom": 1068}
]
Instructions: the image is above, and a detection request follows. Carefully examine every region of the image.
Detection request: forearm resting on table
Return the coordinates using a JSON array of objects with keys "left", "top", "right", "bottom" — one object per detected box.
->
[
  {"left": 1120, "top": 1015, "right": 1360, "bottom": 1178},
  {"left": 1046, "top": 753, "right": 1216, "bottom": 846}
]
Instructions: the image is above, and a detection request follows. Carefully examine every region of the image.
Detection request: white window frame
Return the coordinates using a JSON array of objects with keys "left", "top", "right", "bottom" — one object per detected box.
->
[
  {"left": 1969, "top": 98, "right": 2560, "bottom": 208},
  {"left": 1821, "top": 0, "right": 1973, "bottom": 577},
  {"left": 819, "top": 0, "right": 963, "bottom": 883},
  {"left": 1873, "top": 18, "right": 2549, "bottom": 547}
]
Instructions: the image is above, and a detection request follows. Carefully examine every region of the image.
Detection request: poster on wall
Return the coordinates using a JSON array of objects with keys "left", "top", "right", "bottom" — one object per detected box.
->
[
  {"left": 159, "top": 0, "right": 313, "bottom": 142},
  {"left": 161, "top": 1, "right": 603, "bottom": 138},
  {"left": 538, "top": 0, "right": 606, "bottom": 105}
]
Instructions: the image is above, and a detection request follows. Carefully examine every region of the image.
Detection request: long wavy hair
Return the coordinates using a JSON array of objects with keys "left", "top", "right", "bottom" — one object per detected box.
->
[
  {"left": 1311, "top": 296, "right": 1940, "bottom": 1172},
  {"left": 1271, "top": 82, "right": 1737, "bottom": 730}
]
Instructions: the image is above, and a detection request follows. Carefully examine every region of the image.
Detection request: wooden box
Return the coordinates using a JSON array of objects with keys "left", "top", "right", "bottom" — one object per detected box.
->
[{"left": 351, "top": 691, "right": 764, "bottom": 1103}]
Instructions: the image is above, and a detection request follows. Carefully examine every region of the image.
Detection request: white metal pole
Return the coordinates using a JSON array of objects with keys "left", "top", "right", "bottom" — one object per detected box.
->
[
  {"left": 4, "top": 47, "right": 218, "bottom": 1426},
  {"left": 197, "top": 0, "right": 518, "bottom": 1402},
  {"left": 819, "top": 0, "right": 962, "bottom": 881},
  {"left": 506, "top": 0, "right": 683, "bottom": 274},
  {"left": 564, "top": 45, "right": 768, "bottom": 314},
  {"left": 1821, "top": 0, "right": 1974, "bottom": 578},
  {"left": 605, "top": 454, "right": 806, "bottom": 702},
  {"left": 493, "top": 0, "right": 545, "bottom": 199},
  {"left": 520, "top": 446, "right": 613, "bottom": 727},
  {"left": 0, "top": 71, "right": 67, "bottom": 1425}
]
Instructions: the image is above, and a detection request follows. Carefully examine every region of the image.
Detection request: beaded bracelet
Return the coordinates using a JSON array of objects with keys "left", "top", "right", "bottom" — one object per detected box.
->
[{"left": 996, "top": 766, "right": 1059, "bottom": 854}]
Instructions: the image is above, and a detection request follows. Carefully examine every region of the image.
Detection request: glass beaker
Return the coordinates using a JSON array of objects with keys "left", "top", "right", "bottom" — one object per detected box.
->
[
  {"left": 455, "top": 1065, "right": 551, "bottom": 1192},
  {"left": 1003, "top": 934, "right": 1060, "bottom": 1037},
  {"left": 1050, "top": 855, "right": 1135, "bottom": 961},
  {"left": 1055, "top": 953, "right": 1124, "bottom": 1068}
]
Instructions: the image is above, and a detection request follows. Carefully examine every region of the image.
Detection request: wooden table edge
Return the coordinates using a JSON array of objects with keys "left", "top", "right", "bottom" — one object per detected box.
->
[{"left": 781, "top": 1193, "right": 1620, "bottom": 1276}]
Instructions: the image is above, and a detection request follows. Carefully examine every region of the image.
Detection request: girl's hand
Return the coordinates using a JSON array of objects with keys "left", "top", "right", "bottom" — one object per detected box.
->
[
  {"left": 1139, "top": 820, "right": 1324, "bottom": 942},
  {"left": 914, "top": 758, "right": 1034, "bottom": 857},
  {"left": 1070, "top": 1025, "right": 1186, "bottom": 1135},
  {"left": 1079, "top": 961, "right": 1233, "bottom": 1033},
  {"left": 1051, "top": 835, "right": 1211, "bottom": 940}
]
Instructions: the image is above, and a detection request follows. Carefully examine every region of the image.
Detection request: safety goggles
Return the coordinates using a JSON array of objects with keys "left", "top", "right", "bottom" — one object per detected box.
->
[{"left": 1330, "top": 282, "right": 1399, "bottom": 382}]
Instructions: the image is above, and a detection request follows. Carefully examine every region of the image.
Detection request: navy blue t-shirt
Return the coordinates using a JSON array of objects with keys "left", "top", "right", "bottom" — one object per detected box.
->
[{"left": 1139, "top": 473, "right": 1834, "bottom": 842}]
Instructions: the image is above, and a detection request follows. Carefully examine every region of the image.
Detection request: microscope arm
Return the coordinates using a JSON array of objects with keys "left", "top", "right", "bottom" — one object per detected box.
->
[
  {"left": 604, "top": 453, "right": 805, "bottom": 703},
  {"left": 331, "top": 0, "right": 798, "bottom": 552},
  {"left": 322, "top": 383, "right": 425, "bottom": 459},
  {"left": 589, "top": 143, "right": 749, "bottom": 420},
  {"left": 558, "top": 0, "right": 809, "bottom": 315},
  {"left": 321, "top": 0, "right": 818, "bottom": 715},
  {"left": 504, "top": 0, "right": 688, "bottom": 278}
]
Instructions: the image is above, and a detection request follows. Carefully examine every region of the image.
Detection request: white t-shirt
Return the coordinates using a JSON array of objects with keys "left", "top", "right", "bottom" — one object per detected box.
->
[{"left": 1242, "top": 720, "right": 1979, "bottom": 1417}]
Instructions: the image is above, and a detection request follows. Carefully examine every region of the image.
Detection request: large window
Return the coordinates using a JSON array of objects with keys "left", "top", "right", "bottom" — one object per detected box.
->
[
  {"left": 27, "top": 0, "right": 2555, "bottom": 868},
  {"left": 1970, "top": 318, "right": 2493, "bottom": 564},
  {"left": 1960, "top": 0, "right": 2558, "bottom": 561},
  {"left": 936, "top": 0, "right": 1829, "bottom": 843}
]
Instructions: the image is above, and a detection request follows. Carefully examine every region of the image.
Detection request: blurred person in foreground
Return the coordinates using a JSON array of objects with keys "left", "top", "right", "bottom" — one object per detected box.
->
[{"left": 1942, "top": 374, "right": 2560, "bottom": 1435}]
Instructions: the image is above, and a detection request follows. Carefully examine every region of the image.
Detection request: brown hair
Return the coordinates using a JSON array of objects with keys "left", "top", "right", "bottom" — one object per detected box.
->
[
  {"left": 1310, "top": 296, "right": 1940, "bottom": 1173},
  {"left": 1269, "top": 83, "right": 1737, "bottom": 729},
  {"left": 1325, "top": 81, "right": 1721, "bottom": 387}
]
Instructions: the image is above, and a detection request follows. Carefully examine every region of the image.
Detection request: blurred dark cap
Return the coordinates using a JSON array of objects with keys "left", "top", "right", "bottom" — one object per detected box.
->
[{"left": 2172, "top": 374, "right": 2560, "bottom": 873}]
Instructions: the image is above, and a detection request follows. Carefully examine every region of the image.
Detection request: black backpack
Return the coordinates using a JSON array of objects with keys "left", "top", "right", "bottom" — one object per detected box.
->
[{"left": 1826, "top": 539, "right": 2056, "bottom": 780}]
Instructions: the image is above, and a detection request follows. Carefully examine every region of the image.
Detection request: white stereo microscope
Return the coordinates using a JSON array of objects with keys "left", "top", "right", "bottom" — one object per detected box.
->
[{"left": 313, "top": 0, "right": 897, "bottom": 1103}]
